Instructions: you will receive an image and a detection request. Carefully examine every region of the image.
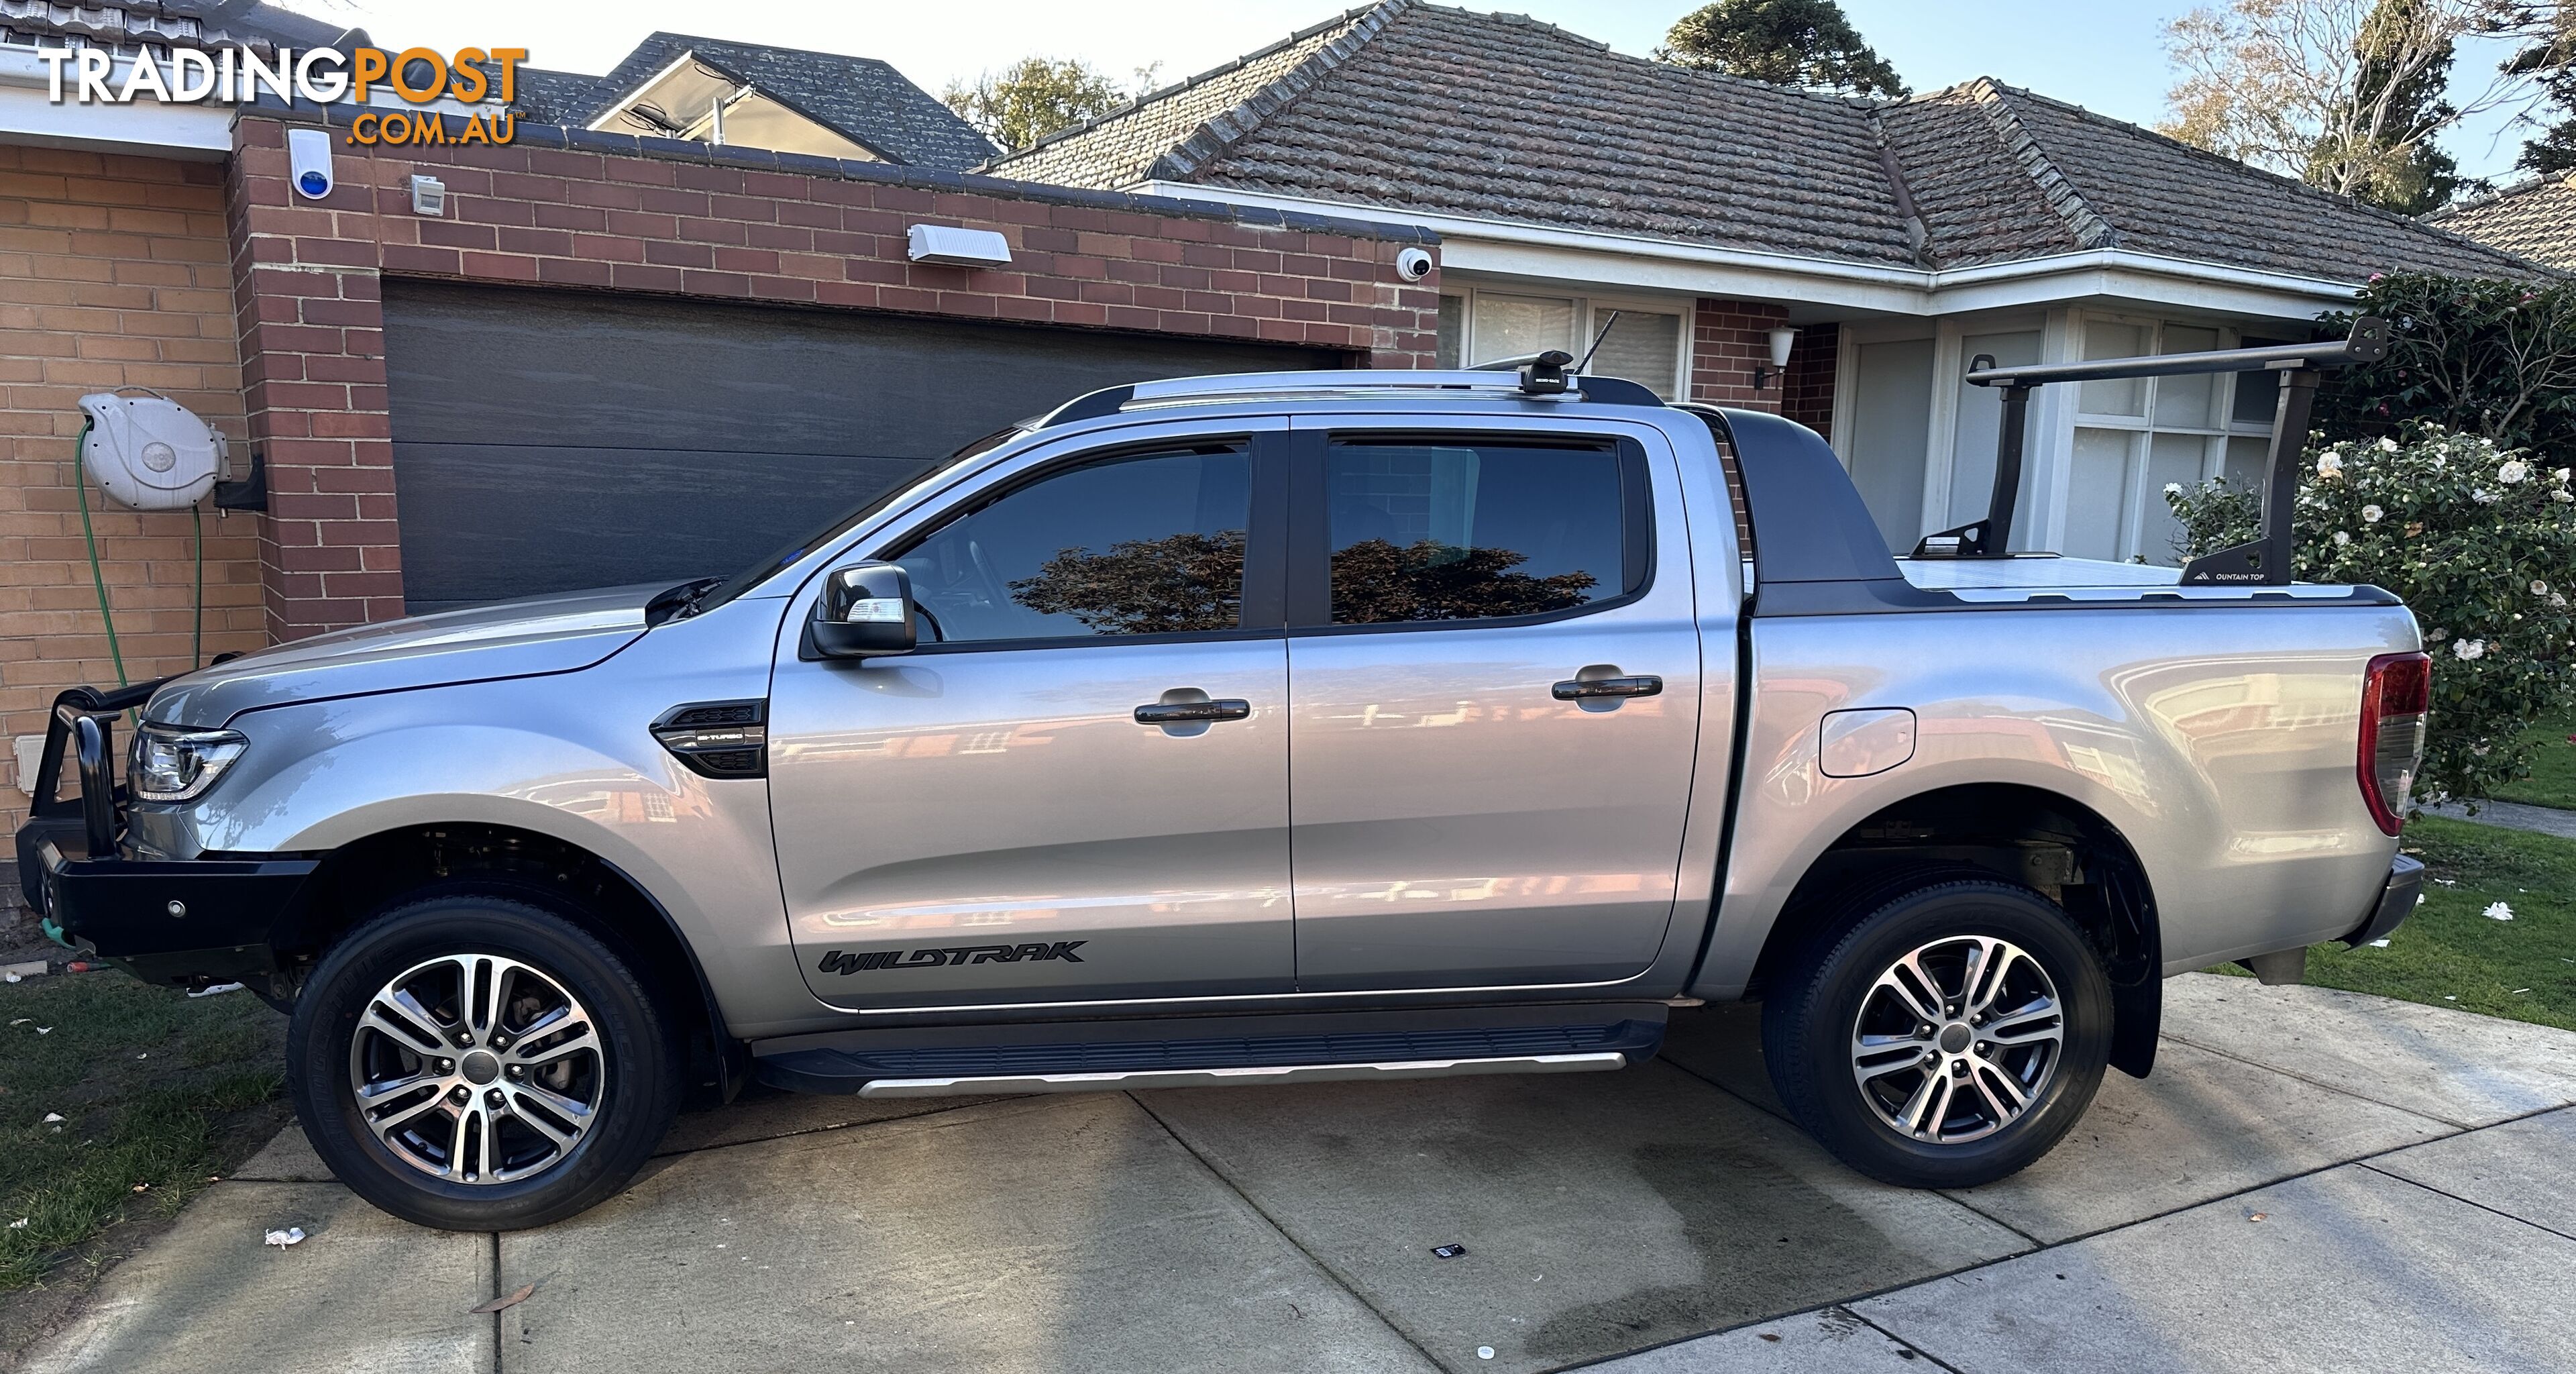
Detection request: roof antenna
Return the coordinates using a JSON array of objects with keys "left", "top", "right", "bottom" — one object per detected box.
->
[{"left": 1575, "top": 311, "right": 1623, "bottom": 372}]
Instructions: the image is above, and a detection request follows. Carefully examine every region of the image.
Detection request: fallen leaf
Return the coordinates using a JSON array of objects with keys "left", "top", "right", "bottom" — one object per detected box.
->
[
  {"left": 186, "top": 982, "right": 245, "bottom": 999},
  {"left": 2247, "top": 1211, "right": 2268, "bottom": 1222},
  {"left": 130, "top": 1184, "right": 148, "bottom": 1194},
  {"left": 41, "top": 1112, "right": 62, "bottom": 1124},
  {"left": 472, "top": 1283, "right": 538, "bottom": 1315},
  {"left": 7, "top": 1219, "right": 24, "bottom": 1230},
  {"left": 264, "top": 1227, "right": 305, "bottom": 1248},
  {"left": 2512, "top": 988, "right": 2531, "bottom": 995},
  {"left": 34, "top": 1027, "right": 50, "bottom": 1035},
  {"left": 2483, "top": 902, "right": 2514, "bottom": 921},
  {"left": 2367, "top": 938, "right": 2391, "bottom": 948},
  {"left": 7, "top": 1019, "right": 27, "bottom": 1026}
]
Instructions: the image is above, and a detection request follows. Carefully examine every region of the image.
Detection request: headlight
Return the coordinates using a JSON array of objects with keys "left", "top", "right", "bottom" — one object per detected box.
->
[{"left": 128, "top": 724, "right": 248, "bottom": 802}]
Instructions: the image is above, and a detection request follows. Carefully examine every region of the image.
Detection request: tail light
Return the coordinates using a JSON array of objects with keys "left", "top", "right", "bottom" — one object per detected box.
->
[{"left": 2357, "top": 651, "right": 2430, "bottom": 835}]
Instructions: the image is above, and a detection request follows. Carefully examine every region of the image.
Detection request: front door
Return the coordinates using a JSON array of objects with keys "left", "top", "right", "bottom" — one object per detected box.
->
[
  {"left": 771, "top": 427, "right": 1293, "bottom": 1010},
  {"left": 1284, "top": 419, "right": 1702, "bottom": 991}
]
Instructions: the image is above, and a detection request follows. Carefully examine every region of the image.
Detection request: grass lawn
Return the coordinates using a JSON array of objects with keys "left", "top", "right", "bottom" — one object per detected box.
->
[
  {"left": 2259, "top": 815, "right": 2576, "bottom": 1032},
  {"left": 0, "top": 967, "right": 287, "bottom": 1298},
  {"left": 2487, "top": 712, "right": 2576, "bottom": 812}
]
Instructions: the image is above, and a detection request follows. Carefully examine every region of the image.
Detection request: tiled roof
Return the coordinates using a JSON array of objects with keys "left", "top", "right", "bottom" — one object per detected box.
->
[
  {"left": 991, "top": 6, "right": 1373, "bottom": 188},
  {"left": 1957, "top": 81, "right": 2534, "bottom": 280},
  {"left": 503, "top": 65, "right": 615, "bottom": 128},
  {"left": 583, "top": 32, "right": 995, "bottom": 171},
  {"left": 0, "top": 0, "right": 352, "bottom": 54},
  {"left": 989, "top": 0, "right": 2541, "bottom": 284},
  {"left": 989, "top": 0, "right": 1917, "bottom": 267},
  {"left": 2428, "top": 172, "right": 2576, "bottom": 270}
]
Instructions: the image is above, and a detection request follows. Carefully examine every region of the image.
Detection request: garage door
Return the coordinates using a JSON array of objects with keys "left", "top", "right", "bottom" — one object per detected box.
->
[{"left": 382, "top": 282, "right": 1344, "bottom": 613}]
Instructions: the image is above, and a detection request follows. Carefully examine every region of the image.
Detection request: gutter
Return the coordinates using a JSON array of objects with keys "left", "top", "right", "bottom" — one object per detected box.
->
[{"left": 1132, "top": 179, "right": 2368, "bottom": 315}]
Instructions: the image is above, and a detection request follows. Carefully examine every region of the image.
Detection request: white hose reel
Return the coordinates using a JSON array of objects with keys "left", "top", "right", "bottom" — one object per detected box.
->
[{"left": 78, "top": 389, "right": 227, "bottom": 511}]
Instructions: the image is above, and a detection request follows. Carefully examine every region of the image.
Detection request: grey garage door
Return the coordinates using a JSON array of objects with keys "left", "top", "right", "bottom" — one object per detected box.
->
[{"left": 383, "top": 282, "right": 1344, "bottom": 613}]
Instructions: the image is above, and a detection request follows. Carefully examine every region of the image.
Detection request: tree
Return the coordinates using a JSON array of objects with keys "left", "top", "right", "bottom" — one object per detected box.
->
[
  {"left": 2504, "top": 4, "right": 2576, "bottom": 174},
  {"left": 1010, "top": 531, "right": 1243, "bottom": 635},
  {"left": 941, "top": 57, "right": 1138, "bottom": 152},
  {"left": 2310, "top": 272, "right": 2576, "bottom": 460},
  {"left": 1328, "top": 540, "right": 1598, "bottom": 624},
  {"left": 2159, "top": 0, "right": 2529, "bottom": 213},
  {"left": 1659, "top": 0, "right": 1909, "bottom": 97}
]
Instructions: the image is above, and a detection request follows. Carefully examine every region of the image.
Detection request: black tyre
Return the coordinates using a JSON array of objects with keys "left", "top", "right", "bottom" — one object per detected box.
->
[
  {"left": 1762, "top": 877, "right": 2111, "bottom": 1189},
  {"left": 286, "top": 892, "right": 680, "bottom": 1230}
]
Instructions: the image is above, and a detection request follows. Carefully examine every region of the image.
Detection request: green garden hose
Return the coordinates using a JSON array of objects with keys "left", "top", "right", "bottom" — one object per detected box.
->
[{"left": 72, "top": 416, "right": 129, "bottom": 688}]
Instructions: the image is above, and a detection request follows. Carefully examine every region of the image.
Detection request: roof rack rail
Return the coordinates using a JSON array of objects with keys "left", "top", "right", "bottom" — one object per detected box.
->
[
  {"left": 1914, "top": 316, "right": 2389, "bottom": 586},
  {"left": 1034, "top": 364, "right": 1665, "bottom": 429}
]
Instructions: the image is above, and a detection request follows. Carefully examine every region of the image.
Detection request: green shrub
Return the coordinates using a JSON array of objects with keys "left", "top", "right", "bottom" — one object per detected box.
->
[
  {"left": 2166, "top": 426, "right": 2576, "bottom": 806},
  {"left": 2312, "top": 272, "right": 2576, "bottom": 459}
]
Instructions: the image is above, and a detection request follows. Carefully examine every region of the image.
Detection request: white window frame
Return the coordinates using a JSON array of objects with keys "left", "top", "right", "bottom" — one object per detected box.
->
[
  {"left": 2063, "top": 311, "right": 2279, "bottom": 563},
  {"left": 1438, "top": 284, "right": 1693, "bottom": 400}
]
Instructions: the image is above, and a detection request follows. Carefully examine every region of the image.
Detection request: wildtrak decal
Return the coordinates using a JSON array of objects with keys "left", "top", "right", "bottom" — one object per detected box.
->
[{"left": 816, "top": 942, "right": 1087, "bottom": 974}]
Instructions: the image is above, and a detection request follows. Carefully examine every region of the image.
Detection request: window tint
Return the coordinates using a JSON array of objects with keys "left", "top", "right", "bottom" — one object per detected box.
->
[
  {"left": 1327, "top": 441, "right": 1628, "bottom": 625},
  {"left": 898, "top": 445, "right": 1249, "bottom": 643}
]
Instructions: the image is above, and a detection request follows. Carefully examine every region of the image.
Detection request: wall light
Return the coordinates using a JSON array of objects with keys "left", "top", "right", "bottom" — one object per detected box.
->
[
  {"left": 1754, "top": 326, "right": 1799, "bottom": 391},
  {"left": 906, "top": 224, "right": 1013, "bottom": 268}
]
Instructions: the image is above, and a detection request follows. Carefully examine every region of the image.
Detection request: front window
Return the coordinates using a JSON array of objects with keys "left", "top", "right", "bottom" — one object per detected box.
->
[
  {"left": 2067, "top": 317, "right": 2279, "bottom": 564},
  {"left": 897, "top": 443, "right": 1252, "bottom": 643},
  {"left": 1443, "top": 288, "right": 1686, "bottom": 399}
]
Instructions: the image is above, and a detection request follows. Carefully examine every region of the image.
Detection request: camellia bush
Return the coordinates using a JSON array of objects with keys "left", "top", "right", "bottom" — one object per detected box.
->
[{"left": 2166, "top": 426, "right": 2576, "bottom": 806}]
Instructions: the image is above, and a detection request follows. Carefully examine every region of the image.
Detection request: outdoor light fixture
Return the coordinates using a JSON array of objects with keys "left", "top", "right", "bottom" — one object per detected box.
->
[
  {"left": 409, "top": 174, "right": 446, "bottom": 217},
  {"left": 1754, "top": 326, "right": 1798, "bottom": 390},
  {"left": 906, "top": 224, "right": 1014, "bottom": 268}
]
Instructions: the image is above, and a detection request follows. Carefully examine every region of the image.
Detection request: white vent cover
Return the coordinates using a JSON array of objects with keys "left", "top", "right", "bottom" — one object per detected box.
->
[
  {"left": 78, "top": 392, "right": 226, "bottom": 511},
  {"left": 906, "top": 223, "right": 1013, "bottom": 267}
]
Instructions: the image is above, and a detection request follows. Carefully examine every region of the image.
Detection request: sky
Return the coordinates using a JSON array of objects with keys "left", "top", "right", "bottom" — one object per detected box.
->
[{"left": 269, "top": 0, "right": 2547, "bottom": 185}]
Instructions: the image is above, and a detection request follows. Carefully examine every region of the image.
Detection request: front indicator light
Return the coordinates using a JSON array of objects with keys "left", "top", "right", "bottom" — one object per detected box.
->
[{"left": 128, "top": 725, "right": 249, "bottom": 802}]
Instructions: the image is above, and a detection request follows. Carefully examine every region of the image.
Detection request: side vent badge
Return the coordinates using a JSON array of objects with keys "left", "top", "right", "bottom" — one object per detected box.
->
[{"left": 651, "top": 700, "right": 768, "bottom": 779}]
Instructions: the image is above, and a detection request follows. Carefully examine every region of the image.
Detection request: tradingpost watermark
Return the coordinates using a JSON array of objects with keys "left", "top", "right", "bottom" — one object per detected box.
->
[{"left": 40, "top": 45, "right": 530, "bottom": 145}]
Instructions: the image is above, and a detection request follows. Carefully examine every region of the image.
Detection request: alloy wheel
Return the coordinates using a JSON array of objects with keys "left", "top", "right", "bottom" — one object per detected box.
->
[
  {"left": 346, "top": 953, "right": 607, "bottom": 1184},
  {"left": 1848, "top": 935, "right": 2063, "bottom": 1145}
]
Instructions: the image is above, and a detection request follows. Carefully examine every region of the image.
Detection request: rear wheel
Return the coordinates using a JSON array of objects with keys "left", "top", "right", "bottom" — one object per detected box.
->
[
  {"left": 1762, "top": 878, "right": 2110, "bottom": 1189},
  {"left": 286, "top": 893, "right": 679, "bottom": 1230}
]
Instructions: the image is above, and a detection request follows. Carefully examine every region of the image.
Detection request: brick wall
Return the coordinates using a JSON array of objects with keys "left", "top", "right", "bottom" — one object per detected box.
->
[
  {"left": 229, "top": 111, "right": 1442, "bottom": 639},
  {"left": 1687, "top": 298, "right": 1789, "bottom": 411},
  {"left": 2, "top": 148, "right": 259, "bottom": 828},
  {"left": 1782, "top": 321, "right": 1837, "bottom": 438}
]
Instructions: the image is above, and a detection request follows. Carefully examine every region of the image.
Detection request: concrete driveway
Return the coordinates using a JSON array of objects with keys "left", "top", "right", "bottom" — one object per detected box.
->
[{"left": 23, "top": 973, "right": 2576, "bottom": 1374}]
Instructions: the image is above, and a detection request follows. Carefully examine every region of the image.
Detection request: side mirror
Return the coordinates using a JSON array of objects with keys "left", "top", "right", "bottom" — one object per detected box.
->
[{"left": 811, "top": 562, "right": 917, "bottom": 659}]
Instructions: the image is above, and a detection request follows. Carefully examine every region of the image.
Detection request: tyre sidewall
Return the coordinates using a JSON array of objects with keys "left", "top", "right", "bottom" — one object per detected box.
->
[
  {"left": 286, "top": 895, "right": 678, "bottom": 1231},
  {"left": 1770, "top": 881, "right": 2112, "bottom": 1189}
]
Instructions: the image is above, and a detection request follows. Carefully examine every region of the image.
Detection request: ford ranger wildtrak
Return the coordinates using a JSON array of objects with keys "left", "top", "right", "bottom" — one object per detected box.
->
[{"left": 18, "top": 334, "right": 2428, "bottom": 1230}]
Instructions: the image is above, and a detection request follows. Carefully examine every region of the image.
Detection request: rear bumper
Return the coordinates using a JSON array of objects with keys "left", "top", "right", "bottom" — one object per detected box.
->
[
  {"left": 25, "top": 834, "right": 313, "bottom": 988},
  {"left": 2342, "top": 853, "right": 2425, "bottom": 949}
]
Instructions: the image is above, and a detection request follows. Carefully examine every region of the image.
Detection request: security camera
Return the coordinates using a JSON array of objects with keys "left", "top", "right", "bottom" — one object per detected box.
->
[
  {"left": 288, "top": 127, "right": 334, "bottom": 201},
  {"left": 1395, "top": 247, "right": 1434, "bottom": 281}
]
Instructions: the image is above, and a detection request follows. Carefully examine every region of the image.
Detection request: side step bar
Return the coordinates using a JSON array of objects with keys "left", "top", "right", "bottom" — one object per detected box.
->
[
  {"left": 858, "top": 1051, "right": 1627, "bottom": 1099},
  {"left": 749, "top": 1002, "right": 1668, "bottom": 1097}
]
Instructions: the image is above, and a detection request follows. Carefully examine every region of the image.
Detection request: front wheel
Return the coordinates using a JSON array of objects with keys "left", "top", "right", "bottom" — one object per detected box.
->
[
  {"left": 1762, "top": 878, "right": 2111, "bottom": 1189},
  {"left": 286, "top": 893, "right": 680, "bottom": 1230}
]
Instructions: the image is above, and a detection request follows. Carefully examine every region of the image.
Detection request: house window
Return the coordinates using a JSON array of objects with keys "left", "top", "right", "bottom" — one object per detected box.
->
[
  {"left": 1442, "top": 288, "right": 1687, "bottom": 399},
  {"left": 2065, "top": 317, "right": 2277, "bottom": 565}
]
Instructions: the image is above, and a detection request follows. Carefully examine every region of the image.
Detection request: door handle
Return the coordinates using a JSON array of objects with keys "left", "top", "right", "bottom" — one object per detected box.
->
[
  {"left": 1134, "top": 698, "right": 1252, "bottom": 724},
  {"left": 1552, "top": 675, "right": 1662, "bottom": 701}
]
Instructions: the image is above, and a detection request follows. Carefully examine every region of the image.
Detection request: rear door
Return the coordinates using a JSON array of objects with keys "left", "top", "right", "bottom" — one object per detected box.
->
[{"left": 1283, "top": 415, "right": 1703, "bottom": 991}]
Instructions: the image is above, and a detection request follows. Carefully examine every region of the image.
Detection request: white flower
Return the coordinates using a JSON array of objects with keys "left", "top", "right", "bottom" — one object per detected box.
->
[
  {"left": 2483, "top": 901, "right": 2514, "bottom": 921},
  {"left": 2163, "top": 481, "right": 2183, "bottom": 496},
  {"left": 2473, "top": 488, "right": 2498, "bottom": 505},
  {"left": 2557, "top": 468, "right": 2572, "bottom": 483},
  {"left": 2554, "top": 594, "right": 2569, "bottom": 609},
  {"left": 2377, "top": 435, "right": 2399, "bottom": 452},
  {"left": 2333, "top": 530, "right": 2351, "bottom": 545},
  {"left": 2361, "top": 504, "right": 2383, "bottom": 522},
  {"left": 2556, "top": 490, "right": 2575, "bottom": 504},
  {"left": 2533, "top": 580, "right": 2552, "bottom": 596},
  {"left": 2500, "top": 460, "right": 2530, "bottom": 484},
  {"left": 2316, "top": 452, "right": 2345, "bottom": 477},
  {"left": 2428, "top": 626, "right": 2447, "bottom": 640},
  {"left": 2453, "top": 638, "right": 2485, "bottom": 660}
]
